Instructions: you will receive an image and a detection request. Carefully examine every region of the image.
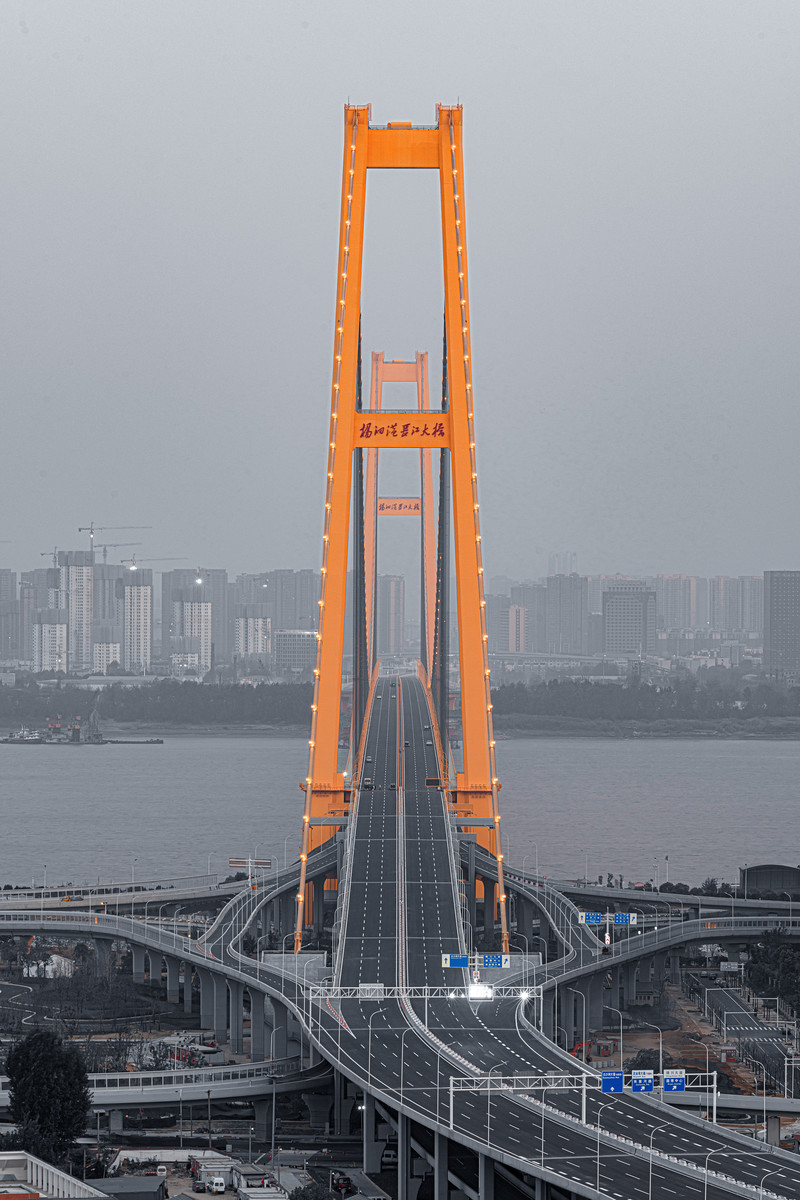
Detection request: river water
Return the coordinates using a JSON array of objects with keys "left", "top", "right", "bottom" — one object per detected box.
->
[{"left": 1, "top": 736, "right": 796, "bottom": 890}]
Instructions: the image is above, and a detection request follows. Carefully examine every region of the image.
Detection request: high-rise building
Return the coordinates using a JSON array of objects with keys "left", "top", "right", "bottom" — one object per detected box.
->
[
  {"left": 273, "top": 629, "right": 317, "bottom": 675},
  {"left": 655, "top": 575, "right": 707, "bottom": 630},
  {"left": 764, "top": 571, "right": 800, "bottom": 676},
  {"left": 32, "top": 609, "right": 68, "bottom": 673},
  {"left": 196, "top": 568, "right": 230, "bottom": 662},
  {"left": 93, "top": 565, "right": 125, "bottom": 625},
  {"left": 708, "top": 575, "right": 764, "bottom": 633},
  {"left": 57, "top": 550, "right": 94, "bottom": 672},
  {"left": 92, "top": 638, "right": 121, "bottom": 674},
  {"left": 377, "top": 574, "right": 405, "bottom": 656},
  {"left": 545, "top": 574, "right": 588, "bottom": 655},
  {"left": 161, "top": 569, "right": 207, "bottom": 657},
  {"left": 234, "top": 611, "right": 270, "bottom": 657},
  {"left": 0, "top": 570, "right": 16, "bottom": 605},
  {"left": 739, "top": 576, "right": 763, "bottom": 634},
  {"left": 603, "top": 583, "right": 657, "bottom": 658},
  {"left": 510, "top": 583, "right": 547, "bottom": 652},
  {"left": 118, "top": 569, "right": 152, "bottom": 672},
  {"left": 485, "top": 594, "right": 511, "bottom": 654},
  {"left": 171, "top": 593, "right": 212, "bottom": 674}
]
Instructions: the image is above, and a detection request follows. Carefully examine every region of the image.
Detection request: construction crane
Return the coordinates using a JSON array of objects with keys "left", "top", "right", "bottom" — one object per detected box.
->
[
  {"left": 122, "top": 555, "right": 187, "bottom": 571},
  {"left": 40, "top": 547, "right": 60, "bottom": 567},
  {"left": 78, "top": 523, "right": 153, "bottom": 553},
  {"left": 97, "top": 541, "right": 142, "bottom": 565}
]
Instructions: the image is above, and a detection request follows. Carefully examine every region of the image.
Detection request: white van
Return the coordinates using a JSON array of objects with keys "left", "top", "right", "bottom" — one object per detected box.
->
[
  {"left": 155, "top": 1167, "right": 167, "bottom": 1179},
  {"left": 208, "top": 1180, "right": 226, "bottom": 1194}
]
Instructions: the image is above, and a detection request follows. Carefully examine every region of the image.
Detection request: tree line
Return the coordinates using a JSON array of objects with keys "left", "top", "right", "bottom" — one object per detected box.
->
[
  {"left": 0, "top": 679, "right": 313, "bottom": 728},
  {"left": 491, "top": 677, "right": 800, "bottom": 722}
]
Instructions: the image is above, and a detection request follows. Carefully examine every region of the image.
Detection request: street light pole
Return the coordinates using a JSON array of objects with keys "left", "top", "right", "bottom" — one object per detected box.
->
[
  {"left": 640, "top": 1019, "right": 663, "bottom": 1088},
  {"left": 703, "top": 1147, "right": 727, "bottom": 1200},
  {"left": 569, "top": 988, "right": 587, "bottom": 1060},
  {"left": 596, "top": 1099, "right": 616, "bottom": 1192},
  {"left": 648, "top": 1123, "right": 669, "bottom": 1199},
  {"left": 760, "top": 1167, "right": 784, "bottom": 1198}
]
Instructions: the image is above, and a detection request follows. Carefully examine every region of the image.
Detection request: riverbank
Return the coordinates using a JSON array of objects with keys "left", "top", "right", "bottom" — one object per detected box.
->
[{"left": 492, "top": 714, "right": 800, "bottom": 738}]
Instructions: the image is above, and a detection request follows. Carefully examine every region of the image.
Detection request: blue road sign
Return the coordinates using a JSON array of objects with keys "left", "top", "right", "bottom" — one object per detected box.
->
[
  {"left": 613, "top": 912, "right": 638, "bottom": 926},
  {"left": 663, "top": 1070, "right": 686, "bottom": 1093},
  {"left": 441, "top": 954, "right": 469, "bottom": 969},
  {"left": 579, "top": 912, "right": 603, "bottom": 925},
  {"left": 601, "top": 1070, "right": 624, "bottom": 1094},
  {"left": 480, "top": 954, "right": 511, "bottom": 969},
  {"left": 632, "top": 1070, "right": 654, "bottom": 1093}
]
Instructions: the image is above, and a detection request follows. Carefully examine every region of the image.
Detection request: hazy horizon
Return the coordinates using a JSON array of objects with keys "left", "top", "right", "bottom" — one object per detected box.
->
[{"left": 2, "top": 2, "right": 799, "bottom": 585}]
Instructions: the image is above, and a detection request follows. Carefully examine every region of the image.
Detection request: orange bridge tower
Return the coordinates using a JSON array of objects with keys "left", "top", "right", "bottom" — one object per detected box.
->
[{"left": 295, "top": 105, "right": 508, "bottom": 952}]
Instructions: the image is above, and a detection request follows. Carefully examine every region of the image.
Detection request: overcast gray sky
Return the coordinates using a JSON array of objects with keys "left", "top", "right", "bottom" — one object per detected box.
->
[{"left": 2, "top": 1, "right": 799, "bottom": 584}]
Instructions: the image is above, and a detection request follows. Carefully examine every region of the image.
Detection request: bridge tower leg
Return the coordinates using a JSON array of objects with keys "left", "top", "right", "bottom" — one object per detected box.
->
[{"left": 295, "top": 105, "right": 510, "bottom": 952}]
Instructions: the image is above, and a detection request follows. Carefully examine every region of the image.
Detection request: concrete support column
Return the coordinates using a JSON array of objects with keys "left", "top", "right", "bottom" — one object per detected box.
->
[
  {"left": 623, "top": 962, "right": 638, "bottom": 1007},
  {"left": 93, "top": 939, "right": 113, "bottom": 975},
  {"left": 482, "top": 877, "right": 496, "bottom": 944},
  {"left": 433, "top": 1130, "right": 448, "bottom": 1200},
  {"left": 333, "top": 1071, "right": 355, "bottom": 1136},
  {"left": 398, "top": 1112, "right": 410, "bottom": 1200},
  {"left": 362, "top": 1093, "right": 383, "bottom": 1174},
  {"left": 131, "top": 943, "right": 145, "bottom": 985},
  {"left": 146, "top": 950, "right": 162, "bottom": 991},
  {"left": 515, "top": 895, "right": 534, "bottom": 944},
  {"left": 183, "top": 962, "right": 194, "bottom": 1014},
  {"left": 253, "top": 1098, "right": 270, "bottom": 1143},
  {"left": 653, "top": 951, "right": 668, "bottom": 991},
  {"left": 302, "top": 1092, "right": 332, "bottom": 1132},
  {"left": 279, "top": 892, "right": 294, "bottom": 935},
  {"left": 249, "top": 989, "right": 265, "bottom": 1061},
  {"left": 212, "top": 973, "right": 228, "bottom": 1045},
  {"left": 269, "top": 998, "right": 289, "bottom": 1060},
  {"left": 198, "top": 968, "right": 214, "bottom": 1030},
  {"left": 479, "top": 1154, "right": 495, "bottom": 1200},
  {"left": 587, "top": 973, "right": 604, "bottom": 1030},
  {"left": 313, "top": 878, "right": 325, "bottom": 936},
  {"left": 609, "top": 965, "right": 621, "bottom": 1011},
  {"left": 164, "top": 954, "right": 180, "bottom": 1005},
  {"left": 229, "top": 980, "right": 244, "bottom": 1055}
]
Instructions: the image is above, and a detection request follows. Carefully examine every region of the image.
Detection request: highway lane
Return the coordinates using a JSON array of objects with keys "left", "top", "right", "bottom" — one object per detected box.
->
[
  {"left": 338, "top": 679, "right": 399, "bottom": 988},
  {"left": 382, "top": 675, "right": 800, "bottom": 1198},
  {"left": 401, "top": 675, "right": 465, "bottom": 989}
]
